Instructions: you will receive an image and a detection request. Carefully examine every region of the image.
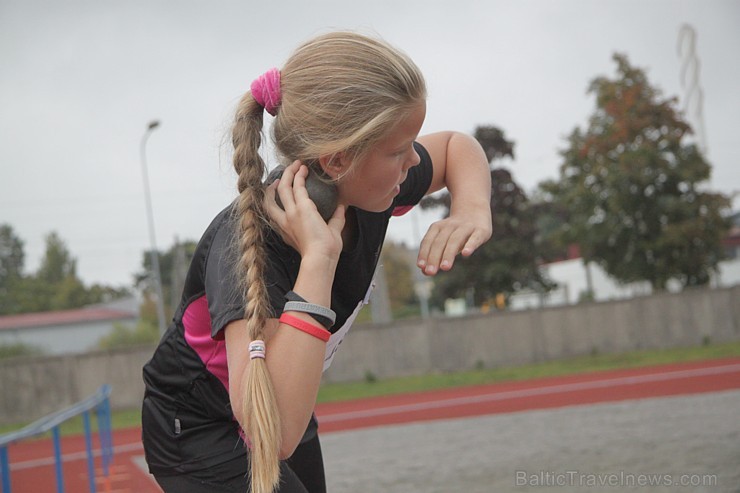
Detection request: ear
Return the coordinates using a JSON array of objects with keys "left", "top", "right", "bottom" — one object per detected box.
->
[{"left": 318, "top": 152, "right": 351, "bottom": 180}]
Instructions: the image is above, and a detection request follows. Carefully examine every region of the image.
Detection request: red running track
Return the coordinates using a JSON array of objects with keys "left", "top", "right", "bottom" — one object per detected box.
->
[{"left": 5, "top": 357, "right": 740, "bottom": 493}]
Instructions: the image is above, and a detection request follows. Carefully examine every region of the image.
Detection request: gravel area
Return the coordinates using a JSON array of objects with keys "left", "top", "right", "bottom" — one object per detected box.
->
[{"left": 321, "top": 390, "right": 740, "bottom": 493}]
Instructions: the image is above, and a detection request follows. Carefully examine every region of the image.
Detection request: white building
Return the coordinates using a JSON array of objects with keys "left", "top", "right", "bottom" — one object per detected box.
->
[
  {"left": 510, "top": 212, "right": 740, "bottom": 310},
  {"left": 0, "top": 298, "right": 138, "bottom": 355}
]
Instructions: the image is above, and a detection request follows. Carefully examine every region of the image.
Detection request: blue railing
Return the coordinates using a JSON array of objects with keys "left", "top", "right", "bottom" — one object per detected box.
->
[{"left": 0, "top": 385, "right": 113, "bottom": 493}]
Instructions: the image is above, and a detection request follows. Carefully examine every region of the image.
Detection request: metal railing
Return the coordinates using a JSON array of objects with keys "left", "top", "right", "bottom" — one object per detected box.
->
[{"left": 0, "top": 385, "right": 113, "bottom": 493}]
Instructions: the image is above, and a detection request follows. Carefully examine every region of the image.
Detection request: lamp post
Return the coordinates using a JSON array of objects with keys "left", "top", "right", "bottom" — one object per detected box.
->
[{"left": 140, "top": 120, "right": 168, "bottom": 336}]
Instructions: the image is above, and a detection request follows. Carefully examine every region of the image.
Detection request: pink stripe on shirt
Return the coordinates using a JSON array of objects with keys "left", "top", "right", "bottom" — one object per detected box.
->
[
  {"left": 182, "top": 295, "right": 230, "bottom": 392},
  {"left": 392, "top": 205, "right": 414, "bottom": 216}
]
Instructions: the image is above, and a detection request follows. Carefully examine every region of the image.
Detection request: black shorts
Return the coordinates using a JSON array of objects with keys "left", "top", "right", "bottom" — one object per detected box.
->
[{"left": 153, "top": 433, "right": 326, "bottom": 493}]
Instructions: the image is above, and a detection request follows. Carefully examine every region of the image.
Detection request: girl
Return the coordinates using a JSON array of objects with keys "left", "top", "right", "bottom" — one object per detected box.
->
[{"left": 142, "top": 31, "right": 492, "bottom": 493}]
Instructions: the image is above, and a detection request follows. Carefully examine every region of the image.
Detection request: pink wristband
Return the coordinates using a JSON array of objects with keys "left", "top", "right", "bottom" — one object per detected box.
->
[{"left": 279, "top": 313, "right": 331, "bottom": 342}]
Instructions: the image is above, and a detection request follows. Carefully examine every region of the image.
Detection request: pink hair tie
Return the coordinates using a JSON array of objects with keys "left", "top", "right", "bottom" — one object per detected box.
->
[
  {"left": 250, "top": 68, "right": 281, "bottom": 116},
  {"left": 249, "top": 340, "right": 266, "bottom": 360}
]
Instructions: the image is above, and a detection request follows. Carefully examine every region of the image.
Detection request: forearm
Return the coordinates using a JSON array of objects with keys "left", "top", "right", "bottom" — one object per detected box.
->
[
  {"left": 266, "top": 255, "right": 335, "bottom": 454},
  {"left": 226, "top": 254, "right": 336, "bottom": 458}
]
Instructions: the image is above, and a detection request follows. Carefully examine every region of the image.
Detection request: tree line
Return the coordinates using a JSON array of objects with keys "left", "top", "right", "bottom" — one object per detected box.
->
[
  {"left": 1, "top": 53, "right": 733, "bottom": 325},
  {"left": 0, "top": 228, "right": 129, "bottom": 316}
]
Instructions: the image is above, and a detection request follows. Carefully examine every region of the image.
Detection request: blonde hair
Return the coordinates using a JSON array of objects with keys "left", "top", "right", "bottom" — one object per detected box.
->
[{"left": 230, "top": 31, "right": 426, "bottom": 493}]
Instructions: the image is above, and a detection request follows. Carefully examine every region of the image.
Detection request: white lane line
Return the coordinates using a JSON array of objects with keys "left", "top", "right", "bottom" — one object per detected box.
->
[
  {"left": 316, "top": 363, "right": 740, "bottom": 423},
  {"left": 10, "top": 441, "right": 143, "bottom": 471}
]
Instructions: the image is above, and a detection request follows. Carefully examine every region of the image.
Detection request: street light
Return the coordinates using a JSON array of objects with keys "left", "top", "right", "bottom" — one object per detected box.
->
[{"left": 140, "top": 120, "right": 168, "bottom": 336}]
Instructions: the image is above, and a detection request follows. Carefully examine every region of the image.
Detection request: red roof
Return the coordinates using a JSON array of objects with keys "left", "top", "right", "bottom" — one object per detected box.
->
[{"left": 0, "top": 308, "right": 136, "bottom": 331}]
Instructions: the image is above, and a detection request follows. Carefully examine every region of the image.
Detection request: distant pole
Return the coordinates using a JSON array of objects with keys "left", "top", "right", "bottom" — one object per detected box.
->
[
  {"left": 370, "top": 265, "right": 393, "bottom": 324},
  {"left": 171, "top": 236, "right": 187, "bottom": 311},
  {"left": 677, "top": 24, "right": 708, "bottom": 156},
  {"left": 140, "top": 120, "right": 168, "bottom": 336}
]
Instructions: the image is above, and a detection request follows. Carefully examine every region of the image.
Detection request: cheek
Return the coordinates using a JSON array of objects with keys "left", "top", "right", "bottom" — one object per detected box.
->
[
  {"left": 361, "top": 164, "right": 396, "bottom": 190},
  {"left": 339, "top": 159, "right": 402, "bottom": 203},
  {"left": 374, "top": 167, "right": 401, "bottom": 191}
]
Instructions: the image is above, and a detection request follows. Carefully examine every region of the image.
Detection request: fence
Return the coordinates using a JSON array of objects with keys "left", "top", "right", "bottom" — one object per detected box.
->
[
  {"left": 0, "top": 385, "right": 113, "bottom": 493},
  {"left": 0, "top": 285, "right": 738, "bottom": 422}
]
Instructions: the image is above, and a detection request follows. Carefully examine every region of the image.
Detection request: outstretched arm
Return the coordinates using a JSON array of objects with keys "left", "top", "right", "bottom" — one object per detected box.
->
[{"left": 415, "top": 131, "right": 492, "bottom": 276}]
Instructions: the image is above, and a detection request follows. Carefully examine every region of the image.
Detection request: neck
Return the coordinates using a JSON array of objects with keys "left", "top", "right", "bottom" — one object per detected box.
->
[{"left": 341, "top": 207, "right": 358, "bottom": 251}]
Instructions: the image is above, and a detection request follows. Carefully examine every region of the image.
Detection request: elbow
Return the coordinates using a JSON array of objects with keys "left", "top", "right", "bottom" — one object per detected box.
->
[
  {"left": 278, "top": 441, "right": 299, "bottom": 461},
  {"left": 277, "top": 425, "right": 306, "bottom": 460},
  {"left": 232, "top": 406, "right": 300, "bottom": 460},
  {"left": 230, "top": 395, "right": 306, "bottom": 460}
]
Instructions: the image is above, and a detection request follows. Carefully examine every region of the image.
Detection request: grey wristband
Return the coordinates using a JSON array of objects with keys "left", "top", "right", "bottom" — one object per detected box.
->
[{"left": 283, "top": 301, "right": 336, "bottom": 329}]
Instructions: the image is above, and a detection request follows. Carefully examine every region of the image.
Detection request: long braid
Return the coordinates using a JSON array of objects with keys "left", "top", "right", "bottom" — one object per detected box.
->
[{"left": 232, "top": 93, "right": 282, "bottom": 493}]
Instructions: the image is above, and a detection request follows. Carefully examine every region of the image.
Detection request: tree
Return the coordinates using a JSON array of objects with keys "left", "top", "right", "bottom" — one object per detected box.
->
[
  {"left": 0, "top": 342, "right": 44, "bottom": 360},
  {"left": 542, "top": 54, "right": 731, "bottom": 290},
  {"left": 30, "top": 232, "right": 90, "bottom": 311},
  {"left": 135, "top": 239, "right": 198, "bottom": 318},
  {"left": 475, "top": 126, "right": 515, "bottom": 163},
  {"left": 0, "top": 225, "right": 26, "bottom": 314},
  {"left": 0, "top": 224, "right": 24, "bottom": 287},
  {"left": 0, "top": 228, "right": 130, "bottom": 315},
  {"left": 97, "top": 296, "right": 159, "bottom": 349},
  {"left": 379, "top": 241, "right": 418, "bottom": 318},
  {"left": 50, "top": 275, "right": 89, "bottom": 311},
  {"left": 36, "top": 232, "right": 77, "bottom": 284},
  {"left": 421, "top": 126, "right": 553, "bottom": 307},
  {"left": 527, "top": 191, "right": 572, "bottom": 263}
]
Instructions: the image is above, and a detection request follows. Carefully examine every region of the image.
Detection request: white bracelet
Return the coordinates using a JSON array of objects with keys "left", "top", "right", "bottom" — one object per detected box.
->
[{"left": 283, "top": 301, "right": 336, "bottom": 328}]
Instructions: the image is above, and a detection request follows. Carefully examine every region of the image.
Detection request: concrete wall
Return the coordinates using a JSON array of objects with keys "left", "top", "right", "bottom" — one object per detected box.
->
[
  {"left": 0, "top": 346, "right": 154, "bottom": 425},
  {"left": 1, "top": 285, "right": 738, "bottom": 425},
  {"left": 323, "top": 284, "right": 740, "bottom": 381}
]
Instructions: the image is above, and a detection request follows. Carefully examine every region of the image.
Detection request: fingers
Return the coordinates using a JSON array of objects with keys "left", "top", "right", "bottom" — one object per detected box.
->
[
  {"left": 275, "top": 161, "right": 306, "bottom": 214},
  {"left": 417, "top": 220, "right": 489, "bottom": 276},
  {"left": 461, "top": 230, "right": 487, "bottom": 257},
  {"left": 264, "top": 179, "right": 281, "bottom": 215},
  {"left": 327, "top": 203, "right": 347, "bottom": 234},
  {"left": 267, "top": 161, "right": 344, "bottom": 258},
  {"left": 416, "top": 227, "right": 438, "bottom": 274},
  {"left": 418, "top": 224, "right": 465, "bottom": 276},
  {"left": 267, "top": 162, "right": 308, "bottom": 234}
]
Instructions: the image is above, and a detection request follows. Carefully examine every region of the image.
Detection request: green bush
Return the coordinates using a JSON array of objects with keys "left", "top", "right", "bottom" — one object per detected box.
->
[
  {"left": 97, "top": 321, "right": 159, "bottom": 349},
  {"left": 0, "top": 342, "right": 44, "bottom": 359}
]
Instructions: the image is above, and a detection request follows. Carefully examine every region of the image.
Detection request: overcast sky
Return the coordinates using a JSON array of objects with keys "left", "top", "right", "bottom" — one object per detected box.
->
[{"left": 1, "top": 0, "right": 738, "bottom": 288}]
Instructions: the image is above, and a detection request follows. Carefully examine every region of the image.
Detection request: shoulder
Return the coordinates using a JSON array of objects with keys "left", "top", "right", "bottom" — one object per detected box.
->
[{"left": 390, "top": 141, "right": 434, "bottom": 210}]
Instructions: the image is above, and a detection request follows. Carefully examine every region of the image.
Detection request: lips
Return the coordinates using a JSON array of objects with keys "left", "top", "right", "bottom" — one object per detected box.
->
[{"left": 394, "top": 174, "right": 407, "bottom": 195}]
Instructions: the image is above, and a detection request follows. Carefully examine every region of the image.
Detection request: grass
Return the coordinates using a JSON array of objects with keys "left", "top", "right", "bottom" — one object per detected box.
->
[
  {"left": 2, "top": 340, "right": 739, "bottom": 438},
  {"left": 316, "top": 339, "right": 740, "bottom": 402}
]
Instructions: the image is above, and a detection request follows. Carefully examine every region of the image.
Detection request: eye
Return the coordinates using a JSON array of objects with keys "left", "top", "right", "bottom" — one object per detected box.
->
[{"left": 393, "top": 146, "right": 410, "bottom": 157}]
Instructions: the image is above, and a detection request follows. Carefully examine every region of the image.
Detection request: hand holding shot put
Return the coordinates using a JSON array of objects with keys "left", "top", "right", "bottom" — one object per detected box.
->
[{"left": 265, "top": 161, "right": 346, "bottom": 261}]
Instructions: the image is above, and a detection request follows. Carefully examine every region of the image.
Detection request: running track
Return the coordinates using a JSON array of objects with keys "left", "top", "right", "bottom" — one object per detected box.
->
[{"left": 5, "top": 357, "right": 740, "bottom": 492}]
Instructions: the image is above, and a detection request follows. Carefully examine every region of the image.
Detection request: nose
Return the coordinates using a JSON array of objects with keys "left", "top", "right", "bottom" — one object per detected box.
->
[{"left": 404, "top": 147, "right": 421, "bottom": 171}]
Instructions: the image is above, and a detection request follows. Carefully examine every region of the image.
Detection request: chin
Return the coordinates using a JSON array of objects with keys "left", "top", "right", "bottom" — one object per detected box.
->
[
  {"left": 349, "top": 195, "right": 394, "bottom": 213},
  {"left": 371, "top": 198, "right": 396, "bottom": 213},
  {"left": 356, "top": 204, "right": 388, "bottom": 213}
]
